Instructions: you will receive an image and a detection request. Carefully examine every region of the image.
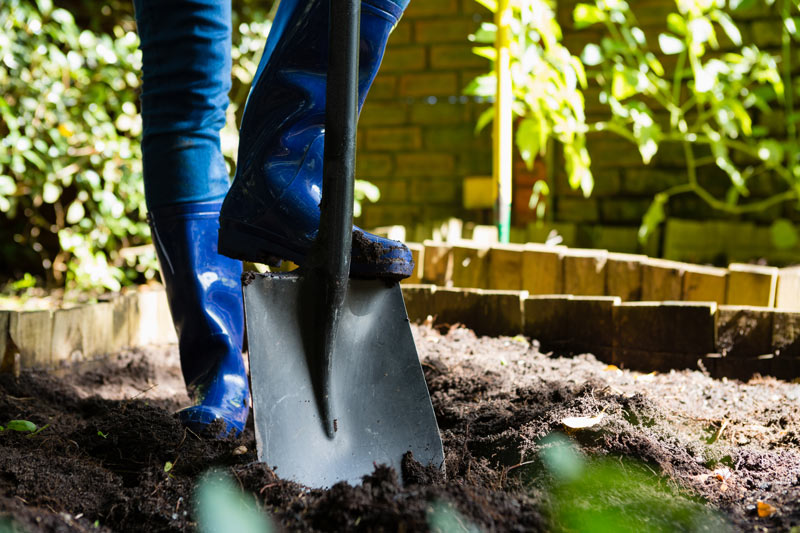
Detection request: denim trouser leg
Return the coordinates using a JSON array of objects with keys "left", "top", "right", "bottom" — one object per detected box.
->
[{"left": 133, "top": 0, "right": 232, "bottom": 210}]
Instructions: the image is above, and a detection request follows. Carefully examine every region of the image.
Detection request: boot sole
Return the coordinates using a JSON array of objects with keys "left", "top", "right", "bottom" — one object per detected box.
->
[{"left": 219, "top": 217, "right": 411, "bottom": 281}]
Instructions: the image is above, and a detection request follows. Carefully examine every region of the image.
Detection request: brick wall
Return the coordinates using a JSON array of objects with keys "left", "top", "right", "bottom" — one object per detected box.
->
[
  {"left": 358, "top": 0, "right": 800, "bottom": 264},
  {"left": 357, "top": 0, "right": 493, "bottom": 229}
]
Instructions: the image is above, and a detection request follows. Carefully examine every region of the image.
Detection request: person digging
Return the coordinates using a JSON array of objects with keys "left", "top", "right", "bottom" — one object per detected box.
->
[{"left": 134, "top": 0, "right": 414, "bottom": 437}]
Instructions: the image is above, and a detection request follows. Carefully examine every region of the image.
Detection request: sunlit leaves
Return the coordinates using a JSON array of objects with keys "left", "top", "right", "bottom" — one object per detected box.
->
[
  {"left": 573, "top": 4, "right": 607, "bottom": 29},
  {"left": 466, "top": 0, "right": 592, "bottom": 201},
  {"left": 516, "top": 118, "right": 541, "bottom": 169},
  {"left": 1, "top": 0, "right": 150, "bottom": 290},
  {"left": 639, "top": 193, "right": 668, "bottom": 244},
  {"left": 659, "top": 33, "right": 686, "bottom": 55}
]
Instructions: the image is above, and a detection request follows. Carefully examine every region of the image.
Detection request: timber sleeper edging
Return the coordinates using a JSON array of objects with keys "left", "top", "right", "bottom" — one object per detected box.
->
[
  {"left": 1, "top": 284, "right": 798, "bottom": 382},
  {"left": 411, "top": 240, "right": 800, "bottom": 311},
  {"left": 401, "top": 285, "right": 799, "bottom": 381}
]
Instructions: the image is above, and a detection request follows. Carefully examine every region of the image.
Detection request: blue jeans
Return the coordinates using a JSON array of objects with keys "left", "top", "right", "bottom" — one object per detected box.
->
[{"left": 133, "top": 0, "right": 409, "bottom": 210}]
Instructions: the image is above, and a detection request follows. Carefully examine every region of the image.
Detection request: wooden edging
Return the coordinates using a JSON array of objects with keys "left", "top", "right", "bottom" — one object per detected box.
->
[
  {"left": 406, "top": 241, "right": 800, "bottom": 311},
  {"left": 402, "top": 285, "right": 800, "bottom": 382},
  {"left": 2, "top": 284, "right": 798, "bottom": 382},
  {"left": 1, "top": 290, "right": 176, "bottom": 374}
]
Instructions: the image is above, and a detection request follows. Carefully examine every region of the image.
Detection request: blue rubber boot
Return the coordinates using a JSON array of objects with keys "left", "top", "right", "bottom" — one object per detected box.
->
[
  {"left": 149, "top": 201, "right": 250, "bottom": 437},
  {"left": 218, "top": 0, "right": 413, "bottom": 281}
]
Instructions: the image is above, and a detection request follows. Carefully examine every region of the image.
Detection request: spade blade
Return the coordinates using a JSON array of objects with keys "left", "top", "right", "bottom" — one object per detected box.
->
[{"left": 243, "top": 272, "right": 444, "bottom": 488}]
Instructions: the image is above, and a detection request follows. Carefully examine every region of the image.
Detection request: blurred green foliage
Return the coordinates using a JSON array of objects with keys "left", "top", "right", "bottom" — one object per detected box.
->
[
  {"left": 574, "top": 0, "right": 800, "bottom": 246},
  {"left": 1, "top": 0, "right": 149, "bottom": 292},
  {"left": 538, "top": 433, "right": 732, "bottom": 533},
  {"left": 465, "top": 0, "right": 591, "bottom": 219},
  {"left": 471, "top": 0, "right": 800, "bottom": 248}
]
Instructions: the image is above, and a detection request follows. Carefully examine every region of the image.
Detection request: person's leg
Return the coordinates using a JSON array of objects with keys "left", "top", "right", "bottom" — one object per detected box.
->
[
  {"left": 218, "top": 0, "right": 415, "bottom": 280},
  {"left": 133, "top": 0, "right": 232, "bottom": 209},
  {"left": 133, "top": 0, "right": 249, "bottom": 436}
]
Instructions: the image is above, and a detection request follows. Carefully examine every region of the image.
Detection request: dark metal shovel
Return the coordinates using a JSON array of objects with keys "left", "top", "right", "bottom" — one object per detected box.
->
[{"left": 242, "top": 0, "right": 444, "bottom": 488}]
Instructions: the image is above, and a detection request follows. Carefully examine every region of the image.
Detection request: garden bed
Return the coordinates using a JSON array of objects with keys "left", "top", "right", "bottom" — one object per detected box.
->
[{"left": 1, "top": 324, "right": 799, "bottom": 532}]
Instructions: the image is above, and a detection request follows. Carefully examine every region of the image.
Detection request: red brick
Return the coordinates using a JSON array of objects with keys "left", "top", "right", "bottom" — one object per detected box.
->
[
  {"left": 414, "top": 19, "right": 476, "bottom": 44},
  {"left": 359, "top": 102, "right": 408, "bottom": 126},
  {"left": 365, "top": 127, "right": 422, "bottom": 151},
  {"left": 395, "top": 153, "right": 456, "bottom": 177},
  {"left": 406, "top": 0, "right": 459, "bottom": 17},
  {"left": 355, "top": 153, "right": 393, "bottom": 178},
  {"left": 430, "top": 44, "right": 489, "bottom": 69},
  {"left": 369, "top": 75, "right": 397, "bottom": 99},
  {"left": 380, "top": 45, "right": 427, "bottom": 72},
  {"left": 388, "top": 21, "right": 412, "bottom": 44},
  {"left": 399, "top": 72, "right": 459, "bottom": 97},
  {"left": 410, "top": 102, "right": 471, "bottom": 125},
  {"left": 409, "top": 178, "right": 459, "bottom": 204},
  {"left": 367, "top": 179, "right": 407, "bottom": 203}
]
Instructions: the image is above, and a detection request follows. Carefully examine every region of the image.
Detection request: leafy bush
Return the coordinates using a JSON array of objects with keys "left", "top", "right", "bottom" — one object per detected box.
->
[
  {"left": 1, "top": 0, "right": 151, "bottom": 292},
  {"left": 465, "top": 0, "right": 592, "bottom": 217},
  {"left": 471, "top": 0, "right": 800, "bottom": 246},
  {"left": 574, "top": 0, "right": 799, "bottom": 245}
]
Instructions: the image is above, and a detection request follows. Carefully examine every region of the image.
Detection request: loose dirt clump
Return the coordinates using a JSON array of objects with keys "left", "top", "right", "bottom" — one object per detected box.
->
[{"left": 1, "top": 325, "right": 799, "bottom": 532}]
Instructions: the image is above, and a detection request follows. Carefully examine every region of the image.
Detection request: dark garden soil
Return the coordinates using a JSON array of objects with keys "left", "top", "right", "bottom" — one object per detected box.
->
[{"left": 1, "top": 324, "right": 799, "bottom": 532}]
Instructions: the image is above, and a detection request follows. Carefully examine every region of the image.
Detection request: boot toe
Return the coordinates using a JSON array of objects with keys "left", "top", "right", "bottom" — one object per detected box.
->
[
  {"left": 350, "top": 226, "right": 414, "bottom": 281},
  {"left": 178, "top": 404, "right": 249, "bottom": 438}
]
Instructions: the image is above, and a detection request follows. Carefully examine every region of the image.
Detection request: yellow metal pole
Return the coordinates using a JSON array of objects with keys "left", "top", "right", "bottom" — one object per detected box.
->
[{"left": 493, "top": 0, "right": 513, "bottom": 243}]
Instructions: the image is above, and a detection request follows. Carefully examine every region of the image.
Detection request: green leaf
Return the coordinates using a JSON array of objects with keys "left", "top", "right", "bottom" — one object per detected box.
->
[
  {"left": 463, "top": 74, "right": 495, "bottom": 98},
  {"left": 43, "top": 182, "right": 60, "bottom": 204},
  {"left": 196, "top": 470, "right": 276, "bottom": 533},
  {"left": 474, "top": 0, "right": 497, "bottom": 12},
  {"left": 6, "top": 420, "right": 37, "bottom": 432},
  {"left": 758, "top": 140, "right": 784, "bottom": 167},
  {"left": 713, "top": 11, "right": 742, "bottom": 46},
  {"left": 472, "top": 46, "right": 496, "bottom": 61},
  {"left": 471, "top": 22, "right": 497, "bottom": 44},
  {"left": 573, "top": 4, "right": 606, "bottom": 29},
  {"left": 611, "top": 70, "right": 638, "bottom": 100},
  {"left": 771, "top": 219, "right": 799, "bottom": 249},
  {"left": 475, "top": 107, "right": 494, "bottom": 133},
  {"left": 0, "top": 175, "right": 16, "bottom": 197},
  {"left": 36, "top": 0, "right": 53, "bottom": 14},
  {"left": 688, "top": 17, "right": 717, "bottom": 47},
  {"left": 730, "top": 0, "right": 759, "bottom": 11},
  {"left": 666, "top": 13, "right": 687, "bottom": 36},
  {"left": 658, "top": 33, "right": 685, "bottom": 55},
  {"left": 66, "top": 201, "right": 85, "bottom": 224},
  {"left": 516, "top": 118, "right": 540, "bottom": 170},
  {"left": 581, "top": 43, "right": 603, "bottom": 66},
  {"left": 639, "top": 194, "right": 668, "bottom": 245},
  {"left": 164, "top": 461, "right": 174, "bottom": 473}
]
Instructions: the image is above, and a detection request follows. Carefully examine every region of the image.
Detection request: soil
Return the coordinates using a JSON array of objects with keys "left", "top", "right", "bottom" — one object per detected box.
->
[{"left": 1, "top": 324, "right": 799, "bottom": 532}]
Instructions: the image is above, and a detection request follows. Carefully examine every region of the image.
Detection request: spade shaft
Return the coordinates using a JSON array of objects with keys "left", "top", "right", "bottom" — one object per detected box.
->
[{"left": 306, "top": 0, "right": 360, "bottom": 438}]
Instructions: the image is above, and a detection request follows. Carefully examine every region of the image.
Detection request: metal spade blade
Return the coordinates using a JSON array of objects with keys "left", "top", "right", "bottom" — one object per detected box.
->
[{"left": 244, "top": 273, "right": 444, "bottom": 488}]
